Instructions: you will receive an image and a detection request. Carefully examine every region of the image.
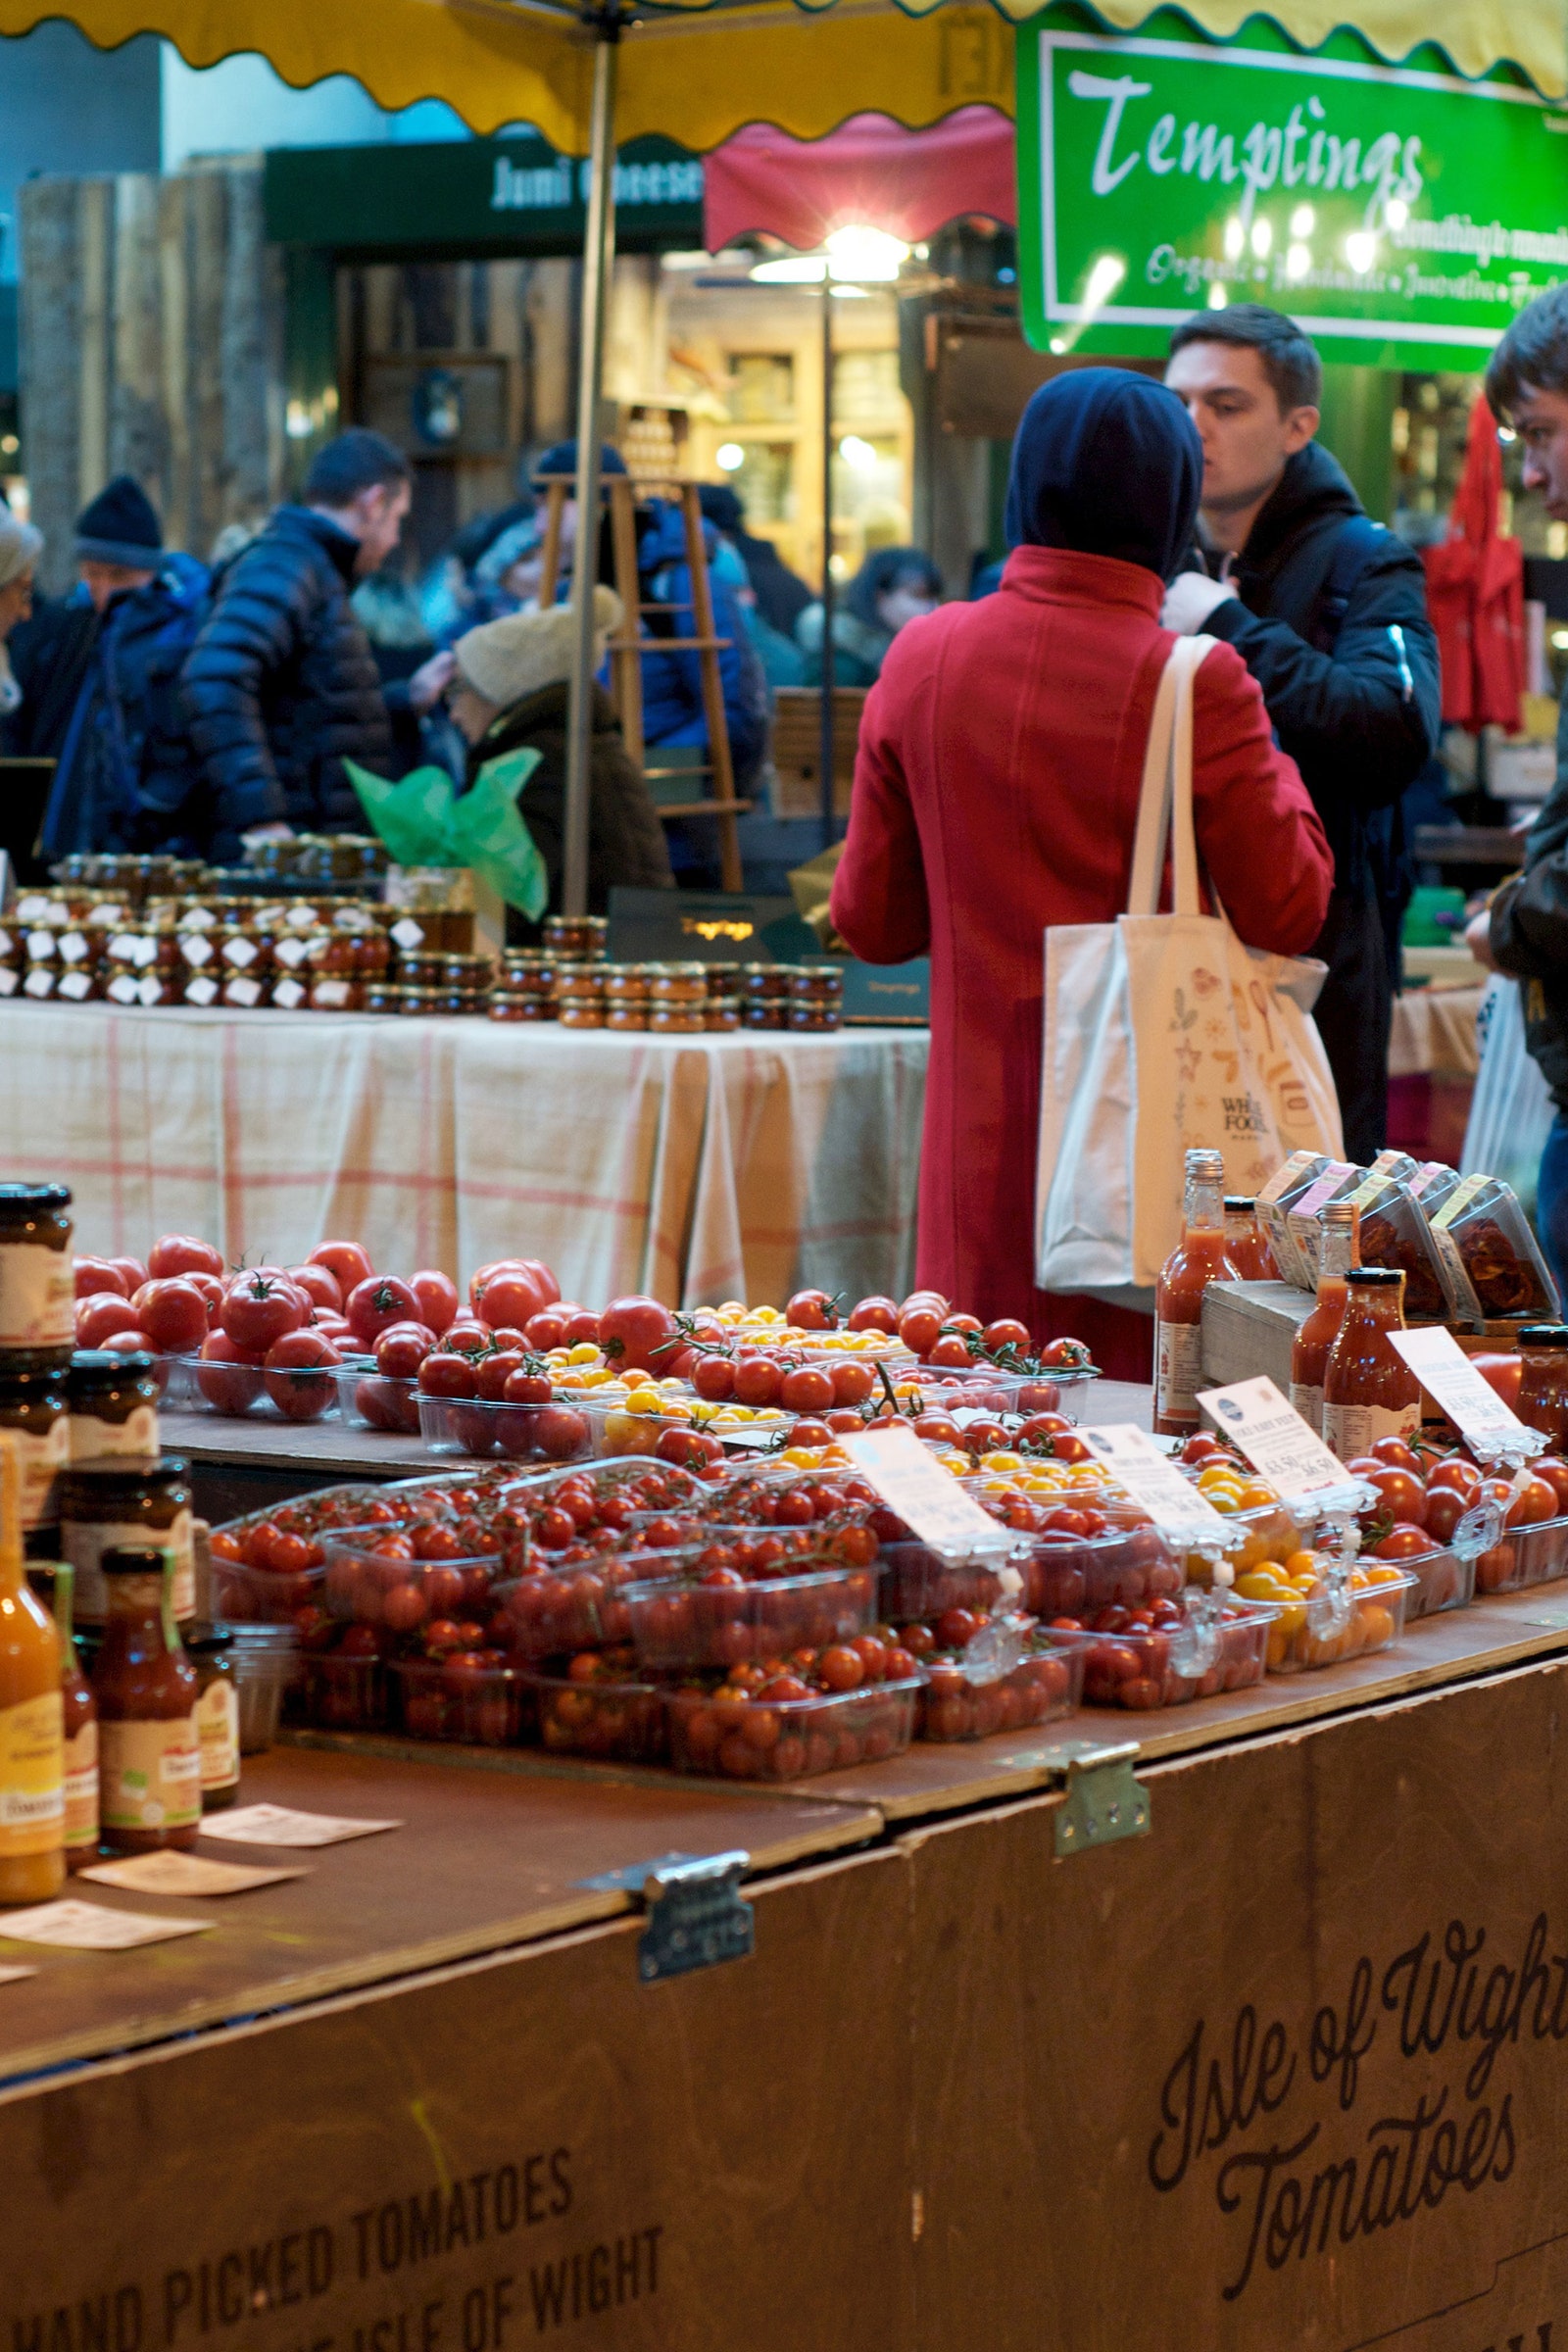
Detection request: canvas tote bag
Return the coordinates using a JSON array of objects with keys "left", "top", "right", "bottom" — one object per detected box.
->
[{"left": 1035, "top": 633, "right": 1343, "bottom": 1296}]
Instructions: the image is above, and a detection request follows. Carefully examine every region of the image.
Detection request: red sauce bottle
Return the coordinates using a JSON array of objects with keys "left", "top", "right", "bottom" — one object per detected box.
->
[
  {"left": 1289, "top": 1200, "right": 1358, "bottom": 1437},
  {"left": 90, "top": 1544, "right": 200, "bottom": 1853},
  {"left": 1321, "top": 1268, "right": 1420, "bottom": 1462},
  {"left": 1154, "top": 1151, "right": 1239, "bottom": 1437}
]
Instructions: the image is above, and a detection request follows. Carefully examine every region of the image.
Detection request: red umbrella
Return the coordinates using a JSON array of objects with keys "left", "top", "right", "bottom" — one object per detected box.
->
[
  {"left": 1423, "top": 395, "right": 1527, "bottom": 733},
  {"left": 703, "top": 106, "right": 1014, "bottom": 253}
]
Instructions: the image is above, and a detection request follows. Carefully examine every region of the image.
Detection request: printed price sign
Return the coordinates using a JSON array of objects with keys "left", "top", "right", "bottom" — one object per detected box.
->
[
  {"left": 1195, "top": 1376, "right": 1357, "bottom": 1501},
  {"left": 199, "top": 1804, "right": 402, "bottom": 1849},
  {"left": 1080, "top": 1425, "right": 1231, "bottom": 1544},
  {"left": 840, "top": 1423, "right": 1013, "bottom": 1557},
  {"left": 80, "top": 1851, "right": 309, "bottom": 1897},
  {"left": 1388, "top": 1327, "right": 1541, "bottom": 1460},
  {"left": 0, "top": 1899, "right": 213, "bottom": 1951}
]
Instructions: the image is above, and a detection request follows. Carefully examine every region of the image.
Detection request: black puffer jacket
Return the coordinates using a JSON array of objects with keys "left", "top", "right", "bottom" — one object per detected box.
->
[
  {"left": 181, "top": 507, "right": 392, "bottom": 852},
  {"left": 470, "top": 681, "right": 672, "bottom": 944},
  {"left": 1489, "top": 696, "right": 1568, "bottom": 1108}
]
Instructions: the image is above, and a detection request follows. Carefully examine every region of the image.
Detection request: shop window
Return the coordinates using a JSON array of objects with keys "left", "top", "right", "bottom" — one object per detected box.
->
[
  {"left": 832, "top": 349, "right": 901, "bottom": 428},
  {"left": 721, "top": 441, "right": 796, "bottom": 524},
  {"left": 726, "top": 354, "right": 795, "bottom": 423}
]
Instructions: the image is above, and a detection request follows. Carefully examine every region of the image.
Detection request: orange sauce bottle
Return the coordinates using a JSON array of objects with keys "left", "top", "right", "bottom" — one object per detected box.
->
[
  {"left": 1321, "top": 1268, "right": 1420, "bottom": 1461},
  {"left": 0, "top": 1429, "right": 65, "bottom": 1902},
  {"left": 1154, "top": 1151, "right": 1239, "bottom": 1437},
  {"left": 1516, "top": 1325, "right": 1568, "bottom": 1450},
  {"left": 1289, "top": 1200, "right": 1358, "bottom": 1437},
  {"left": 1221, "top": 1198, "right": 1277, "bottom": 1281}
]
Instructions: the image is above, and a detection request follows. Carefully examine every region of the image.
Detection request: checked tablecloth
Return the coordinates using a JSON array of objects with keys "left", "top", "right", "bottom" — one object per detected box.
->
[{"left": 0, "top": 1005, "right": 928, "bottom": 1307}]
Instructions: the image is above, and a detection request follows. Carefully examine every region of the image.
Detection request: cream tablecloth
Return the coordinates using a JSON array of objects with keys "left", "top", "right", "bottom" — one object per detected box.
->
[{"left": 0, "top": 1006, "right": 928, "bottom": 1308}]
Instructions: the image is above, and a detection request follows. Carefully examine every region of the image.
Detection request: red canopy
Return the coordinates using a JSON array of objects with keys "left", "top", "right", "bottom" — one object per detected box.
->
[{"left": 703, "top": 106, "right": 1014, "bottom": 254}]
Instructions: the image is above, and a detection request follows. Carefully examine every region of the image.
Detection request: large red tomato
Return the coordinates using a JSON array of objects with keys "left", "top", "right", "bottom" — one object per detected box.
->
[
  {"left": 74, "top": 1255, "right": 127, "bottom": 1299},
  {"left": 471, "top": 1268, "right": 552, "bottom": 1332},
  {"left": 220, "top": 1272, "right": 307, "bottom": 1354},
  {"left": 196, "top": 1331, "right": 266, "bottom": 1413},
  {"left": 286, "top": 1262, "right": 342, "bottom": 1314},
  {"left": 107, "top": 1256, "right": 148, "bottom": 1297},
  {"left": 375, "top": 1321, "right": 437, "bottom": 1378},
  {"left": 130, "top": 1278, "right": 211, "bottom": 1355},
  {"left": 597, "top": 1295, "right": 678, "bottom": 1374},
  {"left": 147, "top": 1234, "right": 224, "bottom": 1281},
  {"left": 309, "top": 1240, "right": 374, "bottom": 1296},
  {"left": 345, "top": 1275, "right": 420, "bottom": 1348},
  {"left": 264, "top": 1329, "right": 342, "bottom": 1420},
  {"left": 75, "top": 1292, "right": 142, "bottom": 1348},
  {"left": 1470, "top": 1352, "right": 1523, "bottom": 1409},
  {"left": 411, "top": 1270, "right": 460, "bottom": 1336},
  {"left": 1356, "top": 1465, "right": 1428, "bottom": 1528}
]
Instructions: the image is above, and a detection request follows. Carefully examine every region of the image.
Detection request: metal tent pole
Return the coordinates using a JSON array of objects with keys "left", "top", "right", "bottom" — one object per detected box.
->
[
  {"left": 563, "top": 9, "right": 621, "bottom": 919},
  {"left": 818, "top": 268, "right": 836, "bottom": 853}
]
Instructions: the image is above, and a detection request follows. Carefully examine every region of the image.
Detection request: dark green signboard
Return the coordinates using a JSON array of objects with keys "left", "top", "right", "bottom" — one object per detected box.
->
[
  {"left": 1017, "top": 26, "right": 1568, "bottom": 370},
  {"left": 265, "top": 132, "right": 704, "bottom": 259}
]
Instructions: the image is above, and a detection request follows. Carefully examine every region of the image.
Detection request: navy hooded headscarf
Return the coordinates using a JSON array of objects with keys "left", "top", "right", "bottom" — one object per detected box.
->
[{"left": 1004, "top": 368, "right": 1203, "bottom": 584}]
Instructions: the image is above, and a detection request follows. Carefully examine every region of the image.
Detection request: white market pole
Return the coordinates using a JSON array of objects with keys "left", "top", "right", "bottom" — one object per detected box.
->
[{"left": 563, "top": 9, "right": 621, "bottom": 918}]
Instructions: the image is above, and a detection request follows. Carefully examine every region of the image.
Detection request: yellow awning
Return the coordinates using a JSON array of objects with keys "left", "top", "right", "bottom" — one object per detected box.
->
[{"left": 0, "top": 0, "right": 1556, "bottom": 149}]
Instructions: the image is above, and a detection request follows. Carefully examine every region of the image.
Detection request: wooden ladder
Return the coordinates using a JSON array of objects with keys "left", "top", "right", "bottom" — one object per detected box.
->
[{"left": 536, "top": 472, "right": 748, "bottom": 891}]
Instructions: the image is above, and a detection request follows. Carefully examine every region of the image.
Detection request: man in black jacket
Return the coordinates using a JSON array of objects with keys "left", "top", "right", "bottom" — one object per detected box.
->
[
  {"left": 182, "top": 429, "right": 452, "bottom": 857},
  {"left": 1163, "top": 305, "right": 1441, "bottom": 1163}
]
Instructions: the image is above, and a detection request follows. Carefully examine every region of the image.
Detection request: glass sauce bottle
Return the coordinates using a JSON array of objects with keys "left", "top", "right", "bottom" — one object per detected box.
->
[
  {"left": 1222, "top": 1198, "right": 1277, "bottom": 1281},
  {"left": 1154, "top": 1150, "right": 1239, "bottom": 1437},
  {"left": 1289, "top": 1200, "right": 1359, "bottom": 1437},
  {"left": 1320, "top": 1268, "right": 1421, "bottom": 1462},
  {"left": 91, "top": 1545, "right": 201, "bottom": 1854},
  {"left": 0, "top": 1430, "right": 65, "bottom": 1901},
  {"left": 26, "top": 1563, "right": 97, "bottom": 1870},
  {"left": 1515, "top": 1325, "right": 1568, "bottom": 1451}
]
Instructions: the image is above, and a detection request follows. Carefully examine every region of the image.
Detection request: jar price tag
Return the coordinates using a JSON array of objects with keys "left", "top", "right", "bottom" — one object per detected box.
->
[
  {"left": 1078, "top": 1424, "right": 1231, "bottom": 1543},
  {"left": 1386, "top": 1326, "right": 1542, "bottom": 1460},
  {"left": 198, "top": 1802, "right": 401, "bottom": 1847},
  {"left": 79, "top": 1851, "right": 306, "bottom": 1896},
  {"left": 1194, "top": 1375, "right": 1358, "bottom": 1502},
  {"left": 0, "top": 1898, "right": 212, "bottom": 1949},
  {"left": 839, "top": 1423, "right": 1013, "bottom": 1558}
]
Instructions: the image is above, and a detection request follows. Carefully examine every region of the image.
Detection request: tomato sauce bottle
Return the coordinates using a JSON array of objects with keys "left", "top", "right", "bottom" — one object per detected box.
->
[
  {"left": 1515, "top": 1325, "right": 1568, "bottom": 1450},
  {"left": 1289, "top": 1200, "right": 1358, "bottom": 1437},
  {"left": 1154, "top": 1151, "right": 1239, "bottom": 1438},
  {"left": 91, "top": 1545, "right": 201, "bottom": 1854},
  {"left": 1321, "top": 1268, "right": 1421, "bottom": 1462},
  {"left": 1221, "top": 1199, "right": 1277, "bottom": 1281},
  {"left": 26, "top": 1563, "right": 97, "bottom": 1870},
  {"left": 0, "top": 1429, "right": 65, "bottom": 1902}
]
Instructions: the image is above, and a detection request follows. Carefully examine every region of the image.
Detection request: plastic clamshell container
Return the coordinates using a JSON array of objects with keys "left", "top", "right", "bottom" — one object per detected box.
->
[
  {"left": 1472, "top": 1512, "right": 1568, "bottom": 1597},
  {"left": 1180, "top": 1495, "right": 1318, "bottom": 1586},
  {"left": 917, "top": 1638, "right": 1085, "bottom": 1742},
  {"left": 1397, "top": 1542, "right": 1476, "bottom": 1621},
  {"left": 336, "top": 1364, "right": 420, "bottom": 1435},
  {"left": 164, "top": 1349, "right": 341, "bottom": 1423},
  {"left": 1060, "top": 1600, "right": 1276, "bottom": 1711},
  {"left": 663, "top": 1675, "right": 920, "bottom": 1779},
  {"left": 625, "top": 1563, "right": 880, "bottom": 1672},
  {"left": 321, "top": 1538, "right": 504, "bottom": 1629},
  {"left": 1018, "top": 1523, "right": 1183, "bottom": 1618},
  {"left": 417, "top": 1392, "right": 613, "bottom": 1463},
  {"left": 213, "top": 1555, "right": 326, "bottom": 1625},
  {"left": 525, "top": 1668, "right": 667, "bottom": 1763},
  {"left": 877, "top": 1541, "right": 1020, "bottom": 1624},
  {"left": 491, "top": 1551, "right": 690, "bottom": 1659},
  {"left": 393, "top": 1656, "right": 530, "bottom": 1746},
  {"left": 1263, "top": 1569, "right": 1418, "bottom": 1674},
  {"left": 292, "top": 1649, "right": 390, "bottom": 1732},
  {"left": 221, "top": 1624, "right": 300, "bottom": 1753},
  {"left": 915, "top": 1363, "right": 1101, "bottom": 1423}
]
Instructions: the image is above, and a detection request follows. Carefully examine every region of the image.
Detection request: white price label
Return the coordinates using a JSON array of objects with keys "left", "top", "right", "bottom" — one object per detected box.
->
[
  {"left": 840, "top": 1423, "right": 1013, "bottom": 1558},
  {"left": 199, "top": 1803, "right": 402, "bottom": 1848},
  {"left": 0, "top": 1899, "right": 213, "bottom": 1950},
  {"left": 80, "top": 1851, "right": 307, "bottom": 1897},
  {"left": 1387, "top": 1326, "right": 1540, "bottom": 1458},
  {"left": 1195, "top": 1375, "right": 1353, "bottom": 1499},
  {"left": 1079, "top": 1424, "right": 1231, "bottom": 1544}
]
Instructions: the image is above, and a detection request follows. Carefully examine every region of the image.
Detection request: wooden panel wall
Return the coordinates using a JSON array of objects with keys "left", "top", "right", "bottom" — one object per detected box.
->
[{"left": 19, "top": 164, "right": 286, "bottom": 593}]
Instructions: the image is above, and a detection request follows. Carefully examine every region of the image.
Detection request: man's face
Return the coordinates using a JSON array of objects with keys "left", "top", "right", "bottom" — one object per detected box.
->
[
  {"left": 1164, "top": 340, "right": 1319, "bottom": 524},
  {"left": 80, "top": 559, "right": 155, "bottom": 612},
  {"left": 1511, "top": 386, "right": 1568, "bottom": 518},
  {"left": 352, "top": 480, "right": 412, "bottom": 573}
]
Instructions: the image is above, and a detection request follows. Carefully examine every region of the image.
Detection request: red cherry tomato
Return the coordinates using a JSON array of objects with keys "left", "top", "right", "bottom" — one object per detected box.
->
[
  {"left": 692, "top": 1352, "right": 736, "bottom": 1402},
  {"left": 1534, "top": 1457, "right": 1568, "bottom": 1516},
  {"left": 130, "top": 1278, "right": 211, "bottom": 1355},
  {"left": 74, "top": 1255, "right": 127, "bottom": 1299},
  {"left": 476, "top": 1349, "right": 527, "bottom": 1401},
  {"left": 146, "top": 1234, "right": 225, "bottom": 1282},
  {"left": 925, "top": 1334, "right": 973, "bottom": 1369},
  {"left": 818, "top": 1645, "right": 865, "bottom": 1692},
  {"left": 503, "top": 1367, "right": 552, "bottom": 1403},
  {"left": 220, "top": 1271, "right": 307, "bottom": 1354},
  {"left": 1507, "top": 1476, "right": 1557, "bottom": 1530},
  {"left": 1471, "top": 1352, "right": 1523, "bottom": 1409},
  {"left": 1428, "top": 1458, "right": 1483, "bottom": 1498},
  {"left": 263, "top": 1329, "right": 342, "bottom": 1420},
  {"left": 1367, "top": 1435, "right": 1423, "bottom": 1474},
  {"left": 524, "top": 1309, "right": 569, "bottom": 1351},
  {"left": 345, "top": 1276, "right": 420, "bottom": 1348},
  {"left": 785, "top": 1289, "right": 840, "bottom": 1332},
  {"left": 1424, "top": 1489, "right": 1469, "bottom": 1544},
  {"left": 597, "top": 1294, "right": 679, "bottom": 1374},
  {"left": 827, "top": 1359, "right": 875, "bottom": 1407},
  {"left": 309, "top": 1240, "right": 375, "bottom": 1295},
  {"left": 733, "top": 1353, "right": 783, "bottom": 1407},
  {"left": 847, "top": 1296, "right": 900, "bottom": 1335},
  {"left": 419, "top": 1353, "right": 479, "bottom": 1399},
  {"left": 910, "top": 1413, "right": 960, "bottom": 1444},
  {"left": 196, "top": 1331, "right": 266, "bottom": 1414},
  {"left": 410, "top": 1270, "right": 460, "bottom": 1337},
  {"left": 945, "top": 1314, "right": 983, "bottom": 1336},
  {"left": 786, "top": 1418, "right": 834, "bottom": 1450},
  {"left": 982, "top": 1318, "right": 1031, "bottom": 1354},
  {"left": 1371, "top": 1525, "right": 1438, "bottom": 1560},
  {"left": 1182, "top": 1433, "right": 1225, "bottom": 1464},
  {"left": 1358, "top": 1466, "right": 1427, "bottom": 1528},
  {"left": 1040, "top": 1338, "right": 1093, "bottom": 1368},
  {"left": 374, "top": 1321, "right": 436, "bottom": 1378},
  {"left": 563, "top": 1309, "right": 601, "bottom": 1346},
  {"left": 470, "top": 1267, "right": 551, "bottom": 1333},
  {"left": 898, "top": 1307, "right": 943, "bottom": 1357},
  {"left": 75, "top": 1291, "right": 143, "bottom": 1348},
  {"left": 779, "top": 1364, "right": 834, "bottom": 1414},
  {"left": 286, "top": 1262, "right": 342, "bottom": 1314}
]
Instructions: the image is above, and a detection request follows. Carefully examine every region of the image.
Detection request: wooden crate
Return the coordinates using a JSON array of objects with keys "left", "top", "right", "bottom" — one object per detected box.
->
[{"left": 768, "top": 688, "right": 867, "bottom": 819}]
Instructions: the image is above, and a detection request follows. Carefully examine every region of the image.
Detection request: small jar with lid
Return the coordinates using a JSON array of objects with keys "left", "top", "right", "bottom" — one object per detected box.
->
[
  {"left": 89, "top": 1545, "right": 201, "bottom": 1854},
  {"left": 705, "top": 962, "right": 739, "bottom": 1000},
  {"left": 648, "top": 963, "right": 709, "bottom": 1005},
  {"left": 0, "top": 1185, "right": 74, "bottom": 1353},
  {"left": 602, "top": 963, "right": 650, "bottom": 1004},
  {"left": 543, "top": 914, "right": 599, "bottom": 963},
  {"left": 68, "top": 1350, "right": 160, "bottom": 1463},
  {"left": 499, "top": 954, "right": 556, "bottom": 998},
  {"left": 395, "top": 949, "right": 446, "bottom": 989},
  {"left": 490, "top": 989, "right": 556, "bottom": 1023},
  {"left": 0, "top": 1351, "right": 70, "bottom": 1553},
  {"left": 742, "top": 963, "right": 792, "bottom": 1003},
  {"left": 648, "top": 1003, "right": 707, "bottom": 1034},
  {"left": 606, "top": 1000, "right": 649, "bottom": 1032},
  {"left": 269, "top": 923, "right": 318, "bottom": 986},
  {"left": 444, "top": 953, "right": 494, "bottom": 995},
  {"left": 557, "top": 992, "right": 607, "bottom": 1030},
  {"left": 397, "top": 986, "right": 442, "bottom": 1018},
  {"left": 743, "top": 997, "right": 788, "bottom": 1031},
  {"left": 705, "top": 997, "right": 741, "bottom": 1032},
  {"left": 791, "top": 964, "right": 845, "bottom": 1007},
  {"left": 26, "top": 1562, "right": 98, "bottom": 1870},
  {"left": 788, "top": 1002, "right": 841, "bottom": 1032},
  {"left": 362, "top": 981, "right": 400, "bottom": 1016},
  {"left": 61, "top": 1456, "right": 196, "bottom": 1630},
  {"left": 185, "top": 1625, "right": 240, "bottom": 1810}
]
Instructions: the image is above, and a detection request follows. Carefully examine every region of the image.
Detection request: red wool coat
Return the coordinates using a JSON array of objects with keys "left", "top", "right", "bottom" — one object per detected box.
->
[{"left": 830, "top": 545, "right": 1335, "bottom": 1380}]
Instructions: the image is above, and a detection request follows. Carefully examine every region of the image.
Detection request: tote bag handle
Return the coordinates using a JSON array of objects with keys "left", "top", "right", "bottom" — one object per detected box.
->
[{"left": 1125, "top": 635, "right": 1215, "bottom": 921}]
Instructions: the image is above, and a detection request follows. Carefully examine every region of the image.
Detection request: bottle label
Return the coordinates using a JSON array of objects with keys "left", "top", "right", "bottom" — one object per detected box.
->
[
  {"left": 1321, "top": 1398, "right": 1421, "bottom": 1462},
  {"left": 196, "top": 1678, "right": 239, "bottom": 1791},
  {"left": 0, "top": 1690, "right": 64, "bottom": 1856},
  {"left": 0, "top": 1242, "right": 74, "bottom": 1348},
  {"left": 101, "top": 1715, "right": 201, "bottom": 1832},
  {"left": 67, "top": 1508, "right": 195, "bottom": 1625},
  {"left": 1288, "top": 1381, "right": 1324, "bottom": 1437},
  {"left": 1155, "top": 1320, "right": 1204, "bottom": 1425},
  {"left": 63, "top": 1718, "right": 99, "bottom": 1851},
  {"left": 16, "top": 1411, "right": 69, "bottom": 1532},
  {"left": 70, "top": 1403, "right": 160, "bottom": 1463}
]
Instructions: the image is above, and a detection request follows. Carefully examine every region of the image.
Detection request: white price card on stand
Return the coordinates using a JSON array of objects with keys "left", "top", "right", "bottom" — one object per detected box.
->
[
  {"left": 1079, "top": 1425, "right": 1231, "bottom": 1544},
  {"left": 1387, "top": 1326, "right": 1540, "bottom": 1457},
  {"left": 840, "top": 1423, "right": 1013, "bottom": 1556},
  {"left": 198, "top": 1804, "right": 401, "bottom": 1849},
  {"left": 1195, "top": 1375, "right": 1356, "bottom": 1500}
]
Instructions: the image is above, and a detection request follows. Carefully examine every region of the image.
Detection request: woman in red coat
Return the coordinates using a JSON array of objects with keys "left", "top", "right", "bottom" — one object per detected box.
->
[{"left": 830, "top": 368, "right": 1334, "bottom": 1379}]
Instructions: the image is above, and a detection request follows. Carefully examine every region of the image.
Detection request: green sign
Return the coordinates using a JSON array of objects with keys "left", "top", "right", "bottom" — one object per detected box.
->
[
  {"left": 1017, "top": 28, "right": 1568, "bottom": 370},
  {"left": 264, "top": 134, "right": 704, "bottom": 260}
]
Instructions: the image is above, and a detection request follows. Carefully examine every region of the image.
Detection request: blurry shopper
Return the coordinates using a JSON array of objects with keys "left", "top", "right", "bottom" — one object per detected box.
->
[
  {"left": 38, "top": 478, "right": 210, "bottom": 858},
  {"left": 699, "top": 484, "right": 804, "bottom": 689},
  {"left": 1163, "top": 305, "right": 1440, "bottom": 1161},
  {"left": 799, "top": 547, "right": 943, "bottom": 688},
  {"left": 0, "top": 508, "right": 42, "bottom": 726},
  {"left": 448, "top": 589, "right": 672, "bottom": 935},
  {"left": 830, "top": 370, "right": 1333, "bottom": 1378},
  {"left": 1466, "top": 286, "right": 1568, "bottom": 1297},
  {"left": 698, "top": 483, "right": 813, "bottom": 638},
  {"left": 182, "top": 429, "right": 451, "bottom": 857}
]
